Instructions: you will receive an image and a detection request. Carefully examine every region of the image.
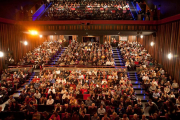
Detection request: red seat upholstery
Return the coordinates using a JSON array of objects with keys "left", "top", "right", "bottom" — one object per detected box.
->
[
  {"left": 110, "top": 115, "right": 119, "bottom": 119},
  {"left": 61, "top": 113, "right": 71, "bottom": 120},
  {"left": 86, "top": 114, "right": 90, "bottom": 120},
  {"left": 83, "top": 94, "right": 91, "bottom": 100}
]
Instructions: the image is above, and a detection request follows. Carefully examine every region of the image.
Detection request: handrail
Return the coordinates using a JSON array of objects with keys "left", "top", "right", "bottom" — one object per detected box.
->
[
  {"left": 32, "top": 4, "right": 46, "bottom": 21},
  {"left": 136, "top": 2, "right": 141, "bottom": 12},
  {"left": 43, "top": 65, "right": 126, "bottom": 68},
  {"left": 37, "top": 2, "right": 52, "bottom": 20},
  {"left": 8, "top": 65, "right": 33, "bottom": 68}
]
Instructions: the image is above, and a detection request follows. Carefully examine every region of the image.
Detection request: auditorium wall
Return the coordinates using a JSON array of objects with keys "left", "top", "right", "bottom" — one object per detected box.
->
[
  {"left": 0, "top": 23, "right": 47, "bottom": 71},
  {"left": 141, "top": 21, "right": 180, "bottom": 83}
]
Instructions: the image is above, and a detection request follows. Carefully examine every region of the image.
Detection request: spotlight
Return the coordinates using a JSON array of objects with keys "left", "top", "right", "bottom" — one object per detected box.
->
[
  {"left": 150, "top": 42, "right": 154, "bottom": 46},
  {"left": 140, "top": 35, "right": 143, "bottom": 38},
  {"left": 0, "top": 51, "right": 4, "bottom": 57},
  {"left": 24, "top": 41, "right": 28, "bottom": 46},
  {"left": 167, "top": 53, "right": 173, "bottom": 59},
  {"left": 39, "top": 35, "right": 42, "bottom": 38},
  {"left": 29, "top": 30, "right": 38, "bottom": 35}
]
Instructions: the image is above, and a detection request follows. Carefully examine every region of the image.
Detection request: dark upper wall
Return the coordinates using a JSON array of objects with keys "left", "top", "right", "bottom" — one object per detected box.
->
[
  {"left": 0, "top": 0, "right": 41, "bottom": 20},
  {"left": 145, "top": 0, "right": 180, "bottom": 19}
]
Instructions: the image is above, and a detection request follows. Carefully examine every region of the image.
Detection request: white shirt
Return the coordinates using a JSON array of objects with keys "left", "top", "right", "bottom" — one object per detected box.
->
[
  {"left": 48, "top": 88, "right": 56, "bottom": 94},
  {"left": 46, "top": 99, "right": 54, "bottom": 105},
  {"left": 56, "top": 70, "right": 60, "bottom": 74},
  {"left": 61, "top": 89, "right": 67, "bottom": 94},
  {"left": 34, "top": 93, "right": 41, "bottom": 99},
  {"left": 106, "top": 61, "right": 111, "bottom": 65},
  {"left": 142, "top": 76, "right": 149, "bottom": 80},
  {"left": 79, "top": 75, "right": 84, "bottom": 79},
  {"left": 98, "top": 108, "right": 106, "bottom": 115},
  {"left": 62, "top": 94, "right": 69, "bottom": 99}
]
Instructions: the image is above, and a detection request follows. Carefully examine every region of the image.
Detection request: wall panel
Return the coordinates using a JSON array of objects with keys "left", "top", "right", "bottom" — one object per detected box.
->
[
  {"left": 142, "top": 21, "right": 180, "bottom": 83},
  {"left": 0, "top": 23, "right": 47, "bottom": 71}
]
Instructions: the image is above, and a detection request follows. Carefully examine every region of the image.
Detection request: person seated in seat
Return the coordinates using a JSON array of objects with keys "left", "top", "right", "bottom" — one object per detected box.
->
[
  {"left": 102, "top": 112, "right": 110, "bottom": 120},
  {"left": 61, "top": 87, "right": 67, "bottom": 94},
  {"left": 79, "top": 104, "right": 87, "bottom": 114},
  {"left": 121, "top": 114, "right": 129, "bottom": 120},
  {"left": 39, "top": 95, "right": 47, "bottom": 105},
  {"left": 63, "top": 104, "right": 71, "bottom": 113},
  {"left": 72, "top": 112, "right": 79, "bottom": 120},
  {"left": 89, "top": 103, "right": 97, "bottom": 115},
  {"left": 79, "top": 111, "right": 88, "bottom": 120},
  {"left": 27, "top": 102, "right": 35, "bottom": 112},
  {"left": 69, "top": 96, "right": 77, "bottom": 105},
  {"left": 62, "top": 92, "right": 70, "bottom": 100},
  {"left": 98, "top": 104, "right": 106, "bottom": 118},
  {"left": 49, "top": 112, "right": 60, "bottom": 120},
  {"left": 91, "top": 112, "right": 100, "bottom": 120},
  {"left": 48, "top": 86, "right": 56, "bottom": 94},
  {"left": 72, "top": 103, "right": 79, "bottom": 113},
  {"left": 46, "top": 95, "right": 54, "bottom": 105},
  {"left": 111, "top": 112, "right": 119, "bottom": 120},
  {"left": 85, "top": 97, "right": 93, "bottom": 106},
  {"left": 54, "top": 103, "right": 62, "bottom": 113}
]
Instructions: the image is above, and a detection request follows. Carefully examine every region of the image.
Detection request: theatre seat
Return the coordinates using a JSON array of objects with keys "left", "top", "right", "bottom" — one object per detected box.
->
[
  {"left": 86, "top": 114, "right": 90, "bottom": 120},
  {"left": 83, "top": 94, "right": 91, "bottom": 100},
  {"left": 61, "top": 113, "right": 71, "bottom": 120}
]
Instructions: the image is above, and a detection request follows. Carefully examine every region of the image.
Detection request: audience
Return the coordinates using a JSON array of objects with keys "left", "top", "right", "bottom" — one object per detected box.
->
[
  {"left": 0, "top": 39, "right": 179, "bottom": 120},
  {"left": 58, "top": 41, "right": 114, "bottom": 66},
  {"left": 40, "top": 1, "right": 133, "bottom": 20}
]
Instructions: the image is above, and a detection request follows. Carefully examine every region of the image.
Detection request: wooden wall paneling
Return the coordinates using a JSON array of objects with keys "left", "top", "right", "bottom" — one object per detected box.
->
[{"left": 142, "top": 21, "right": 180, "bottom": 83}]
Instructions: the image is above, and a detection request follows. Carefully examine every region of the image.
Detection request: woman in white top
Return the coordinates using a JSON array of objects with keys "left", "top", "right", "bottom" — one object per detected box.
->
[
  {"left": 152, "top": 79, "right": 158, "bottom": 86},
  {"left": 56, "top": 77, "right": 61, "bottom": 83},
  {"left": 176, "top": 96, "right": 180, "bottom": 106},
  {"left": 168, "top": 92, "right": 175, "bottom": 98},
  {"left": 61, "top": 87, "right": 67, "bottom": 94}
]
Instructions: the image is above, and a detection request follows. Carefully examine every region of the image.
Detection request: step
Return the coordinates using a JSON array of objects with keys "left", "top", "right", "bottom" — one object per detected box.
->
[
  {"left": 136, "top": 95, "right": 149, "bottom": 102},
  {"left": 131, "top": 81, "right": 141, "bottom": 84},
  {"left": 133, "top": 85, "right": 143, "bottom": 89},
  {"left": 113, "top": 53, "right": 120, "bottom": 55},
  {"left": 134, "top": 90, "right": 146, "bottom": 95}
]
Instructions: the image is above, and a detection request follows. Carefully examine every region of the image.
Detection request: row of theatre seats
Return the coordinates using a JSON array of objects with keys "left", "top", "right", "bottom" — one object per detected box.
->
[{"left": 0, "top": 111, "right": 168, "bottom": 120}]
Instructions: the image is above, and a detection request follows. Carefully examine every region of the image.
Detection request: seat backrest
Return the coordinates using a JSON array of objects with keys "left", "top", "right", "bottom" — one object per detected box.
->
[{"left": 85, "top": 114, "right": 90, "bottom": 120}]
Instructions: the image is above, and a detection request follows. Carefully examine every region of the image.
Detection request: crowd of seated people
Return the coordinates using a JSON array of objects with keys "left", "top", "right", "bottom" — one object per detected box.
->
[
  {"left": 40, "top": 1, "right": 133, "bottom": 20},
  {"left": 0, "top": 68, "right": 29, "bottom": 104},
  {"left": 2, "top": 68, "right": 151, "bottom": 120},
  {"left": 17, "top": 40, "right": 62, "bottom": 68},
  {"left": 58, "top": 41, "right": 114, "bottom": 66},
  {"left": 118, "top": 41, "right": 151, "bottom": 71},
  {"left": 118, "top": 40, "right": 180, "bottom": 119},
  {"left": 84, "top": 1, "right": 129, "bottom": 10}
]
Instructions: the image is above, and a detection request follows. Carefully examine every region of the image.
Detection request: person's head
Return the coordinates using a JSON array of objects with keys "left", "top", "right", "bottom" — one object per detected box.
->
[
  {"left": 112, "top": 112, "right": 117, "bottom": 118},
  {"left": 49, "top": 95, "right": 52, "bottom": 99},
  {"left": 53, "top": 112, "right": 58, "bottom": 117},
  {"left": 142, "top": 114, "right": 146, "bottom": 119},
  {"left": 153, "top": 113, "right": 158, "bottom": 118},
  {"left": 133, "top": 114, "right": 138, "bottom": 119},
  {"left": 123, "top": 114, "right": 127, "bottom": 118},
  {"left": 73, "top": 112, "right": 77, "bottom": 117},
  {"left": 29, "top": 102, "right": 33, "bottom": 106},
  {"left": 94, "top": 112, "right": 98, "bottom": 117},
  {"left": 36, "top": 89, "right": 39, "bottom": 93},
  {"left": 92, "top": 103, "right": 95, "bottom": 107},
  {"left": 81, "top": 104, "right": 85, "bottom": 108},
  {"left": 56, "top": 95, "right": 59, "bottom": 99},
  {"left": 100, "top": 104, "right": 104, "bottom": 109}
]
